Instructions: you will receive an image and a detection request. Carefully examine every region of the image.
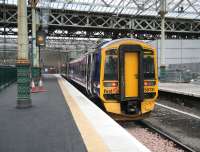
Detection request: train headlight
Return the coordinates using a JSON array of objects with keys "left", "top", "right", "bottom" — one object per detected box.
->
[
  {"left": 144, "top": 81, "right": 156, "bottom": 86},
  {"left": 112, "top": 82, "right": 118, "bottom": 87},
  {"left": 144, "top": 81, "right": 148, "bottom": 86},
  {"left": 104, "top": 82, "right": 118, "bottom": 87}
]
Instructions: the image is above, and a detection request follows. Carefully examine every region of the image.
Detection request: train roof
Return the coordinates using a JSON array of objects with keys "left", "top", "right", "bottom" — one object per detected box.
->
[
  {"left": 96, "top": 40, "right": 110, "bottom": 48},
  {"left": 69, "top": 38, "right": 155, "bottom": 64},
  {"left": 101, "top": 38, "right": 155, "bottom": 50}
]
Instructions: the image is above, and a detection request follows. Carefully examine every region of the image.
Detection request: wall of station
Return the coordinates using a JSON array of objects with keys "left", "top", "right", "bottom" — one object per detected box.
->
[
  {"left": 40, "top": 51, "right": 66, "bottom": 67},
  {"left": 1, "top": 39, "right": 200, "bottom": 73},
  {"left": 40, "top": 50, "right": 84, "bottom": 66},
  {"left": 149, "top": 39, "right": 200, "bottom": 68},
  {"left": 0, "top": 51, "right": 16, "bottom": 65}
]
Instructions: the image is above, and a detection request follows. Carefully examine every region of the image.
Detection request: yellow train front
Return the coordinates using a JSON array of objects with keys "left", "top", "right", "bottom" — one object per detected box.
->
[
  {"left": 67, "top": 38, "right": 158, "bottom": 120},
  {"left": 100, "top": 38, "right": 158, "bottom": 120}
]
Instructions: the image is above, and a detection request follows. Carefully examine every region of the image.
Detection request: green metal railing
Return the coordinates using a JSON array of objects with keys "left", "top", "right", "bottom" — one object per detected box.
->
[{"left": 0, "top": 66, "right": 17, "bottom": 91}]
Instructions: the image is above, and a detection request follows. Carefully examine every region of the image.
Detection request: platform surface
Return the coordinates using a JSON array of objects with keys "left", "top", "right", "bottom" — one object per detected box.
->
[
  {"left": 0, "top": 75, "right": 151, "bottom": 152},
  {"left": 159, "top": 82, "right": 200, "bottom": 97},
  {"left": 58, "top": 74, "right": 150, "bottom": 152},
  {"left": 0, "top": 76, "right": 87, "bottom": 152}
]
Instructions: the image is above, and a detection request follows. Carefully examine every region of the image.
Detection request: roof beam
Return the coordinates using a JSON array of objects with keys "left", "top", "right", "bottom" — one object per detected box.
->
[
  {"left": 186, "top": 0, "right": 199, "bottom": 14},
  {"left": 88, "top": 0, "right": 96, "bottom": 12},
  {"left": 101, "top": 0, "right": 110, "bottom": 7},
  {"left": 132, "top": 0, "right": 144, "bottom": 10},
  {"left": 170, "top": 0, "right": 184, "bottom": 12},
  {"left": 137, "top": 0, "right": 156, "bottom": 15},
  {"left": 117, "top": 0, "right": 133, "bottom": 15},
  {"left": 112, "top": 0, "right": 124, "bottom": 14}
]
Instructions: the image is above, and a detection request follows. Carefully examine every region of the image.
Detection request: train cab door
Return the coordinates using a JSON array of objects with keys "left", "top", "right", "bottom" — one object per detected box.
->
[
  {"left": 125, "top": 52, "right": 138, "bottom": 98},
  {"left": 119, "top": 45, "right": 144, "bottom": 113}
]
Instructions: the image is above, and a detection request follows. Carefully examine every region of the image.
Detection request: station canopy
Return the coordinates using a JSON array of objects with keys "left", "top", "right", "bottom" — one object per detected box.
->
[{"left": 1, "top": 0, "right": 200, "bottom": 19}]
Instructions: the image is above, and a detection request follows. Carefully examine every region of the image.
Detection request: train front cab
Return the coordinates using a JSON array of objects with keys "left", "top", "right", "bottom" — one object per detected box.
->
[{"left": 100, "top": 39, "right": 158, "bottom": 119}]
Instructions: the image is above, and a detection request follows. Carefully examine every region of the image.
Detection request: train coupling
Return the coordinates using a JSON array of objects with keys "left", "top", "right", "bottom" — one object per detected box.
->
[{"left": 122, "top": 101, "right": 139, "bottom": 114}]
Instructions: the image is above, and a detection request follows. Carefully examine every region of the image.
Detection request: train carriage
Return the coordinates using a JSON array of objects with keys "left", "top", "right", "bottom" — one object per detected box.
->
[{"left": 67, "top": 38, "right": 158, "bottom": 120}]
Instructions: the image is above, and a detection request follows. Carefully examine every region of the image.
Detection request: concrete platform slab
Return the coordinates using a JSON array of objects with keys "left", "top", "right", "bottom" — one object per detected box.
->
[
  {"left": 58, "top": 74, "right": 151, "bottom": 152},
  {"left": 0, "top": 76, "right": 87, "bottom": 152},
  {"left": 159, "top": 82, "right": 200, "bottom": 97}
]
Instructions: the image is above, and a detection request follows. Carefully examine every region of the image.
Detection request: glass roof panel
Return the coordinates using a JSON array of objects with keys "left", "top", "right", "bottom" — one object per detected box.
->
[{"left": 1, "top": 0, "right": 200, "bottom": 20}]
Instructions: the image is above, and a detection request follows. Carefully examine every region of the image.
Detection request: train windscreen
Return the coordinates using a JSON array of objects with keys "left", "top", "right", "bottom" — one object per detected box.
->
[
  {"left": 144, "top": 55, "right": 155, "bottom": 79},
  {"left": 104, "top": 49, "right": 118, "bottom": 80}
]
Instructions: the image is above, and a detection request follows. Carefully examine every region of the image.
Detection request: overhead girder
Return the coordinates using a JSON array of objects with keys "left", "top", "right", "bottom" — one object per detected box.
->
[
  {"left": 0, "top": 4, "right": 200, "bottom": 39},
  {"left": 0, "top": 36, "right": 96, "bottom": 52}
]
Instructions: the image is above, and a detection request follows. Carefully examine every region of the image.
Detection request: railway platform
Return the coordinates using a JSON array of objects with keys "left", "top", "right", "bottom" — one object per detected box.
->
[
  {"left": 0, "top": 74, "right": 150, "bottom": 152},
  {"left": 159, "top": 82, "right": 200, "bottom": 98}
]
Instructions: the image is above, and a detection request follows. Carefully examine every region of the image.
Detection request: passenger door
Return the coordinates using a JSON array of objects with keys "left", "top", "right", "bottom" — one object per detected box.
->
[
  {"left": 86, "top": 55, "right": 91, "bottom": 94},
  {"left": 124, "top": 52, "right": 139, "bottom": 98},
  {"left": 119, "top": 45, "right": 144, "bottom": 101}
]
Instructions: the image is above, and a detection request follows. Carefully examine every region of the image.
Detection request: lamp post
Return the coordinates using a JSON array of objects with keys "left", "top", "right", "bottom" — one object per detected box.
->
[{"left": 31, "top": 0, "right": 40, "bottom": 86}]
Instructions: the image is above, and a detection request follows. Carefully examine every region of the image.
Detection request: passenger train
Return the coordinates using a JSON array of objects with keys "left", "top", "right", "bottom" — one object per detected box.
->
[{"left": 66, "top": 38, "right": 158, "bottom": 120}]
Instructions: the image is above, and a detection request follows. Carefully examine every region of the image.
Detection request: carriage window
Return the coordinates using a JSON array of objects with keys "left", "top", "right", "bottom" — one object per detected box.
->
[
  {"left": 104, "top": 49, "right": 118, "bottom": 80},
  {"left": 144, "top": 55, "right": 155, "bottom": 79}
]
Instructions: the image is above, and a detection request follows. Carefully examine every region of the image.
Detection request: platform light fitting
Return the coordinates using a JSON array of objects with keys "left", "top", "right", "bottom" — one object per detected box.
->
[{"left": 36, "top": 31, "right": 46, "bottom": 46}]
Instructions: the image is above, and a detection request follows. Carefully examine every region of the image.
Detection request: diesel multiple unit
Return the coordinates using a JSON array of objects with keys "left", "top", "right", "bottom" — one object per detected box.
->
[{"left": 66, "top": 38, "right": 158, "bottom": 120}]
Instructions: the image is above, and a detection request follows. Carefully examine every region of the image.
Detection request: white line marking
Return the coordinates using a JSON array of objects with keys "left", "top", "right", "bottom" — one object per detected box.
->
[
  {"left": 159, "top": 88, "right": 200, "bottom": 98},
  {"left": 59, "top": 74, "right": 151, "bottom": 152},
  {"left": 156, "top": 103, "right": 200, "bottom": 120}
]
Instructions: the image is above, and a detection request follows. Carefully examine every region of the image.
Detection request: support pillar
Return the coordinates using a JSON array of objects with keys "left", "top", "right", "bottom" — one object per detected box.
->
[
  {"left": 16, "top": 0, "right": 31, "bottom": 108},
  {"left": 160, "top": 16, "right": 166, "bottom": 80},
  {"left": 159, "top": 0, "right": 167, "bottom": 81},
  {"left": 32, "top": 6, "right": 40, "bottom": 86}
]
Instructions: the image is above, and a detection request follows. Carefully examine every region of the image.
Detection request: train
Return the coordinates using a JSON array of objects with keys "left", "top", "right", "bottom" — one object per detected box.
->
[{"left": 66, "top": 38, "right": 158, "bottom": 120}]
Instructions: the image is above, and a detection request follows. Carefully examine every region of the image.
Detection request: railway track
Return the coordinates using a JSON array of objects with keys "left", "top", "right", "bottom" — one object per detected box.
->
[
  {"left": 159, "top": 90, "right": 200, "bottom": 110},
  {"left": 62, "top": 75, "right": 198, "bottom": 152},
  {"left": 120, "top": 98, "right": 200, "bottom": 152},
  {"left": 139, "top": 120, "right": 196, "bottom": 152},
  {"left": 120, "top": 120, "right": 197, "bottom": 152}
]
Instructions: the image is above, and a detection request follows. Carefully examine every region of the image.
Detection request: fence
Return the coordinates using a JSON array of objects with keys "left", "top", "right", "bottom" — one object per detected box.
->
[
  {"left": 160, "top": 68, "right": 199, "bottom": 83},
  {"left": 0, "top": 65, "right": 17, "bottom": 90}
]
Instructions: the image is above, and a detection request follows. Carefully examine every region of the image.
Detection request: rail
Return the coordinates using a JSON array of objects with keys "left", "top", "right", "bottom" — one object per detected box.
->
[{"left": 140, "top": 120, "right": 197, "bottom": 152}]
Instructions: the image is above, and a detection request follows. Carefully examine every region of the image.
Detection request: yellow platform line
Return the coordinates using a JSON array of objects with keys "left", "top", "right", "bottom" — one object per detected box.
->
[{"left": 58, "top": 78, "right": 109, "bottom": 152}]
